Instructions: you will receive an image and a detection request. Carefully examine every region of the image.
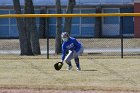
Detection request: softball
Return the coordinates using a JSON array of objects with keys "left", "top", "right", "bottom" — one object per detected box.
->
[{"left": 58, "top": 63, "right": 62, "bottom": 66}]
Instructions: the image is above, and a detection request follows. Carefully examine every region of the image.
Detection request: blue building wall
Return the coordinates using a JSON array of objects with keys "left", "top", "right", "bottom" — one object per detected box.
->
[
  {"left": 120, "top": 7, "right": 134, "bottom": 36},
  {"left": 102, "top": 8, "right": 120, "bottom": 36},
  {"left": 48, "top": 8, "right": 96, "bottom": 37},
  {"left": 0, "top": 0, "right": 134, "bottom": 38},
  {"left": 0, "top": 0, "right": 134, "bottom": 6},
  {"left": 0, "top": 8, "right": 96, "bottom": 38}
]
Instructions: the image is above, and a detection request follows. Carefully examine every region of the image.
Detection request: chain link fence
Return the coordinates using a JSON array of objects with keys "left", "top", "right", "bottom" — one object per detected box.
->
[
  {"left": 0, "top": 13, "right": 140, "bottom": 59},
  {"left": 46, "top": 38, "right": 140, "bottom": 59},
  {"left": 0, "top": 37, "right": 140, "bottom": 59}
]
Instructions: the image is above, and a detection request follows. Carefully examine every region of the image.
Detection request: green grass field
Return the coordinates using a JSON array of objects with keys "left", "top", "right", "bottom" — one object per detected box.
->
[{"left": 0, "top": 55, "right": 140, "bottom": 92}]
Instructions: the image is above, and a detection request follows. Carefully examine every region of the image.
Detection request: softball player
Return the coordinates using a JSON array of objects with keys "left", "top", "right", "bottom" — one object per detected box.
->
[{"left": 61, "top": 32, "right": 84, "bottom": 71}]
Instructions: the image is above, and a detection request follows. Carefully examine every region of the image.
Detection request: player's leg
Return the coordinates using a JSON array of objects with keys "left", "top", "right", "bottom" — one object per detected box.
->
[
  {"left": 78, "top": 45, "right": 84, "bottom": 55},
  {"left": 64, "top": 50, "right": 74, "bottom": 70},
  {"left": 74, "top": 57, "right": 81, "bottom": 71},
  {"left": 73, "top": 46, "right": 84, "bottom": 71}
]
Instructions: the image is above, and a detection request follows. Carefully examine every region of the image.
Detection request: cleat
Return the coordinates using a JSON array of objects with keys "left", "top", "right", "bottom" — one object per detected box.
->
[
  {"left": 66, "top": 65, "right": 72, "bottom": 70},
  {"left": 77, "top": 67, "right": 81, "bottom": 71}
]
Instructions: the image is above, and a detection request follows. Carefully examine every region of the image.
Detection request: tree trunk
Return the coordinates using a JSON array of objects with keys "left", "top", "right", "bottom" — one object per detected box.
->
[
  {"left": 95, "top": 6, "right": 102, "bottom": 38},
  {"left": 24, "top": 0, "right": 41, "bottom": 55},
  {"left": 55, "top": 0, "right": 62, "bottom": 54},
  {"left": 39, "top": 7, "right": 46, "bottom": 38},
  {"left": 13, "top": 0, "right": 33, "bottom": 55},
  {"left": 63, "top": 0, "right": 76, "bottom": 35}
]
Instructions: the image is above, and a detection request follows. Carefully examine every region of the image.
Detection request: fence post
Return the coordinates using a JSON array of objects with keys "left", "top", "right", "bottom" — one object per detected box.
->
[
  {"left": 46, "top": 30, "right": 49, "bottom": 59},
  {"left": 120, "top": 16, "right": 123, "bottom": 58},
  {"left": 47, "top": 33, "right": 49, "bottom": 59}
]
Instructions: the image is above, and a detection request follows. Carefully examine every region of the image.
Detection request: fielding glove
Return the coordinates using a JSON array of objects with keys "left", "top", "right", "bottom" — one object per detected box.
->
[{"left": 54, "top": 62, "right": 63, "bottom": 71}]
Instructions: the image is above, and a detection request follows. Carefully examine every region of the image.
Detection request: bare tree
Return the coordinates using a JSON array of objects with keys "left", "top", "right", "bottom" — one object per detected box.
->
[
  {"left": 55, "top": 0, "right": 62, "bottom": 54},
  {"left": 13, "top": 0, "right": 33, "bottom": 55},
  {"left": 63, "top": 0, "right": 76, "bottom": 34},
  {"left": 24, "top": 0, "right": 41, "bottom": 55},
  {"left": 95, "top": 6, "right": 102, "bottom": 38},
  {"left": 39, "top": 7, "right": 46, "bottom": 38}
]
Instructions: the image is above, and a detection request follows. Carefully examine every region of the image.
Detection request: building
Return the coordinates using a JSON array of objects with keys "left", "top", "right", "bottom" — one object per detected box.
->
[{"left": 0, "top": 0, "right": 139, "bottom": 38}]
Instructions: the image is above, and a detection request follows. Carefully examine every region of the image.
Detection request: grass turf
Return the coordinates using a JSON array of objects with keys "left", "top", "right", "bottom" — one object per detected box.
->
[{"left": 0, "top": 55, "right": 139, "bottom": 92}]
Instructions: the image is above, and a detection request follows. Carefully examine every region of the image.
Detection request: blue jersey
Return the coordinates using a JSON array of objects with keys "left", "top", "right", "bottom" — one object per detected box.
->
[{"left": 62, "top": 37, "right": 82, "bottom": 61}]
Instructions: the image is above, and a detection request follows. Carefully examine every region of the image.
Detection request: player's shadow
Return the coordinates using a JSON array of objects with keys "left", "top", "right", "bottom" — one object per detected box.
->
[
  {"left": 81, "top": 70, "right": 98, "bottom": 72},
  {"left": 61, "top": 69, "right": 98, "bottom": 72}
]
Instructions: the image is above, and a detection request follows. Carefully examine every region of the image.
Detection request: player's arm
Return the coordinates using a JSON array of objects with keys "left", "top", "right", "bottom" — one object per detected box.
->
[
  {"left": 73, "top": 38, "right": 82, "bottom": 52},
  {"left": 73, "top": 38, "right": 81, "bottom": 47},
  {"left": 73, "top": 38, "right": 79, "bottom": 44},
  {"left": 62, "top": 44, "right": 66, "bottom": 62}
]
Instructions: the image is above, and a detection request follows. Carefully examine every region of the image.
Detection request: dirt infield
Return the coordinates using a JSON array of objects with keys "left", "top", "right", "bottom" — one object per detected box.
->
[{"left": 0, "top": 89, "right": 139, "bottom": 93}]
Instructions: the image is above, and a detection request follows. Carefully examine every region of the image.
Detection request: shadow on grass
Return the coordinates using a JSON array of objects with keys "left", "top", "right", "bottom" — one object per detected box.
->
[
  {"left": 60, "top": 69, "right": 98, "bottom": 72},
  {"left": 81, "top": 70, "right": 98, "bottom": 72}
]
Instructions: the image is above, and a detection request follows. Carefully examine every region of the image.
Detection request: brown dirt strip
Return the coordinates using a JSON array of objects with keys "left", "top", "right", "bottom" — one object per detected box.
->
[{"left": 0, "top": 89, "right": 139, "bottom": 93}]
